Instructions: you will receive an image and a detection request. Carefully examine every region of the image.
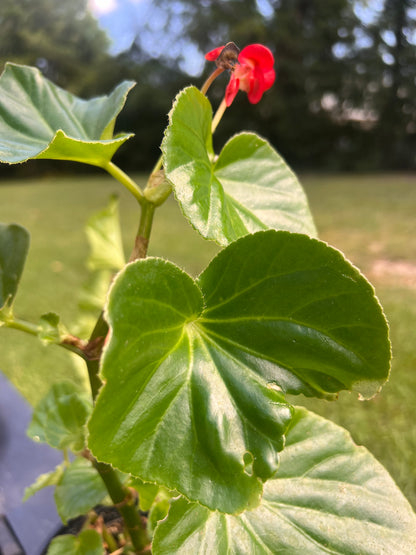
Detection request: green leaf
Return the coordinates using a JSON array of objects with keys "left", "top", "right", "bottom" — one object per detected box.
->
[
  {"left": 129, "top": 478, "right": 161, "bottom": 512},
  {"left": 0, "top": 63, "right": 134, "bottom": 167},
  {"left": 0, "top": 222, "right": 30, "bottom": 312},
  {"left": 38, "top": 312, "right": 63, "bottom": 344},
  {"left": 86, "top": 195, "right": 125, "bottom": 272},
  {"left": 162, "top": 87, "right": 316, "bottom": 245},
  {"left": 23, "top": 463, "right": 65, "bottom": 502},
  {"left": 46, "top": 529, "right": 103, "bottom": 555},
  {"left": 54, "top": 458, "right": 108, "bottom": 523},
  {"left": 128, "top": 478, "right": 174, "bottom": 536},
  {"left": 88, "top": 231, "right": 390, "bottom": 514},
  {"left": 153, "top": 407, "right": 416, "bottom": 555},
  {"left": 28, "top": 381, "right": 92, "bottom": 452}
]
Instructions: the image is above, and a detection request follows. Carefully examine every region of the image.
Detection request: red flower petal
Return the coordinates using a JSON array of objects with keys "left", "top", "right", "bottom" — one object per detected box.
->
[
  {"left": 247, "top": 65, "right": 265, "bottom": 104},
  {"left": 205, "top": 46, "right": 225, "bottom": 61},
  {"left": 263, "top": 68, "right": 276, "bottom": 90},
  {"left": 225, "top": 76, "right": 240, "bottom": 106},
  {"left": 238, "top": 44, "right": 275, "bottom": 71}
]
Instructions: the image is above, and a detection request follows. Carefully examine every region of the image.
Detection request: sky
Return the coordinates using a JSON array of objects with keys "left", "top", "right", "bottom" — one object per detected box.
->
[
  {"left": 88, "top": 0, "right": 386, "bottom": 75},
  {"left": 88, "top": 0, "right": 206, "bottom": 75}
]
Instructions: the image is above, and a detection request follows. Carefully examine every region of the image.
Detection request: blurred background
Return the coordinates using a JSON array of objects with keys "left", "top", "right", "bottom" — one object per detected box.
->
[
  {"left": 0, "top": 0, "right": 416, "bottom": 513},
  {"left": 1, "top": 0, "right": 415, "bottom": 174}
]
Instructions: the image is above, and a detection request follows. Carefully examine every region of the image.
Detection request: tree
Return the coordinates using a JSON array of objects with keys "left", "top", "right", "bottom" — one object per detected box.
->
[
  {"left": 372, "top": 0, "right": 416, "bottom": 168},
  {"left": 0, "top": 0, "right": 111, "bottom": 95}
]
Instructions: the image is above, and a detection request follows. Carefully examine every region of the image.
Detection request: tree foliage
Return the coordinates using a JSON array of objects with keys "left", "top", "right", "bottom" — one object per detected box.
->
[{"left": 0, "top": 0, "right": 111, "bottom": 94}]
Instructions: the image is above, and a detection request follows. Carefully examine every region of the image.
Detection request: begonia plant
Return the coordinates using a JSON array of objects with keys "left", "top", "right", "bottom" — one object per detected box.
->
[{"left": 0, "top": 42, "right": 415, "bottom": 554}]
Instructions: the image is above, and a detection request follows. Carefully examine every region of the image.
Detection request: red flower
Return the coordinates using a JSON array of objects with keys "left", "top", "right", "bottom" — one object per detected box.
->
[{"left": 205, "top": 43, "right": 275, "bottom": 106}]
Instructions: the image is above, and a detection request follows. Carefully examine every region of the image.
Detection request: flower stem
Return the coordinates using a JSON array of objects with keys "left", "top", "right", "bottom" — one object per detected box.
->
[
  {"left": 201, "top": 67, "right": 224, "bottom": 96},
  {"left": 211, "top": 98, "right": 227, "bottom": 133},
  {"left": 104, "top": 162, "right": 145, "bottom": 206}
]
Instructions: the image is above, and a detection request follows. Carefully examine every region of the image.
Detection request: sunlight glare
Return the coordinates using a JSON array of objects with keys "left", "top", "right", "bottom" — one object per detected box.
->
[{"left": 88, "top": 0, "right": 118, "bottom": 15}]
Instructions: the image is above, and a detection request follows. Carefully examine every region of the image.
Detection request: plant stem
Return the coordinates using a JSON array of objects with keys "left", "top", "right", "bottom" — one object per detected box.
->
[
  {"left": 129, "top": 200, "right": 155, "bottom": 262},
  {"left": 93, "top": 460, "right": 150, "bottom": 553},
  {"left": 83, "top": 193, "right": 157, "bottom": 554},
  {"left": 211, "top": 98, "right": 227, "bottom": 133},
  {"left": 104, "top": 162, "right": 145, "bottom": 206},
  {"left": 201, "top": 67, "right": 224, "bottom": 95},
  {"left": 3, "top": 317, "right": 87, "bottom": 358},
  {"left": 102, "top": 521, "right": 118, "bottom": 553}
]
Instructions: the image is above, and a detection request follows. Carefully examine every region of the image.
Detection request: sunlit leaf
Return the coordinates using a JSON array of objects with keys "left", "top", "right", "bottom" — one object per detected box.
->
[
  {"left": 0, "top": 63, "right": 134, "bottom": 167},
  {"left": 153, "top": 408, "right": 416, "bottom": 555},
  {"left": 162, "top": 86, "right": 316, "bottom": 245},
  {"left": 89, "top": 231, "right": 390, "bottom": 514}
]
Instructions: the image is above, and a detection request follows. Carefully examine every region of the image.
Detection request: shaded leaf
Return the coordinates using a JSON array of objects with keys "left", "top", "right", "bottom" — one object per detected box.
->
[
  {"left": 162, "top": 87, "right": 316, "bottom": 245},
  {"left": 86, "top": 195, "right": 125, "bottom": 272},
  {"left": 54, "top": 458, "right": 108, "bottom": 523},
  {"left": 89, "top": 231, "right": 390, "bottom": 514},
  {"left": 46, "top": 529, "right": 103, "bottom": 555},
  {"left": 23, "top": 463, "right": 65, "bottom": 502},
  {"left": 153, "top": 408, "right": 416, "bottom": 555},
  {"left": 0, "top": 63, "right": 134, "bottom": 167},
  {"left": 28, "top": 382, "right": 92, "bottom": 452},
  {"left": 0, "top": 222, "right": 30, "bottom": 312}
]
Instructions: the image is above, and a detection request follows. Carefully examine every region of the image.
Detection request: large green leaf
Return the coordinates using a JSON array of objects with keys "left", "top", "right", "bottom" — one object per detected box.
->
[
  {"left": 0, "top": 222, "right": 30, "bottom": 312},
  {"left": 54, "top": 458, "right": 108, "bottom": 523},
  {"left": 153, "top": 407, "right": 416, "bottom": 555},
  {"left": 46, "top": 529, "right": 103, "bottom": 555},
  {"left": 28, "top": 382, "right": 92, "bottom": 452},
  {"left": 0, "top": 63, "right": 134, "bottom": 167},
  {"left": 88, "top": 231, "right": 390, "bottom": 514},
  {"left": 162, "top": 87, "right": 316, "bottom": 245}
]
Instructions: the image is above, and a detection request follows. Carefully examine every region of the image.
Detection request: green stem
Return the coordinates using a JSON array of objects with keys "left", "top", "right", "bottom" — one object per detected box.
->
[
  {"left": 150, "top": 154, "right": 163, "bottom": 176},
  {"left": 129, "top": 201, "right": 155, "bottom": 262},
  {"left": 104, "top": 162, "right": 145, "bottom": 206},
  {"left": 102, "top": 521, "right": 118, "bottom": 552},
  {"left": 211, "top": 98, "right": 227, "bottom": 133},
  {"left": 93, "top": 460, "right": 150, "bottom": 553},
  {"left": 83, "top": 201, "right": 157, "bottom": 553},
  {"left": 3, "top": 317, "right": 87, "bottom": 358}
]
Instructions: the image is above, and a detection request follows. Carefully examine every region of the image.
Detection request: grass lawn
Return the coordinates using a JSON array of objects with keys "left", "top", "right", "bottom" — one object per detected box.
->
[{"left": 1, "top": 171, "right": 415, "bottom": 509}]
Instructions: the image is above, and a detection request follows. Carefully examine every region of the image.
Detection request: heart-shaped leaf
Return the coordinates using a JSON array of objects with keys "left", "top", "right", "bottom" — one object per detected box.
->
[
  {"left": 162, "top": 86, "right": 316, "bottom": 245},
  {"left": 54, "top": 458, "right": 108, "bottom": 523},
  {"left": 153, "top": 408, "right": 416, "bottom": 554},
  {"left": 28, "top": 382, "right": 92, "bottom": 452},
  {"left": 0, "top": 63, "right": 134, "bottom": 167},
  {"left": 89, "top": 231, "right": 390, "bottom": 514},
  {"left": 0, "top": 222, "right": 30, "bottom": 312}
]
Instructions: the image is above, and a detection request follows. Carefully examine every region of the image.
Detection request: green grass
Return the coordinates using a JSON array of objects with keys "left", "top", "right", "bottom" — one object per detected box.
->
[{"left": 1, "top": 171, "right": 415, "bottom": 509}]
